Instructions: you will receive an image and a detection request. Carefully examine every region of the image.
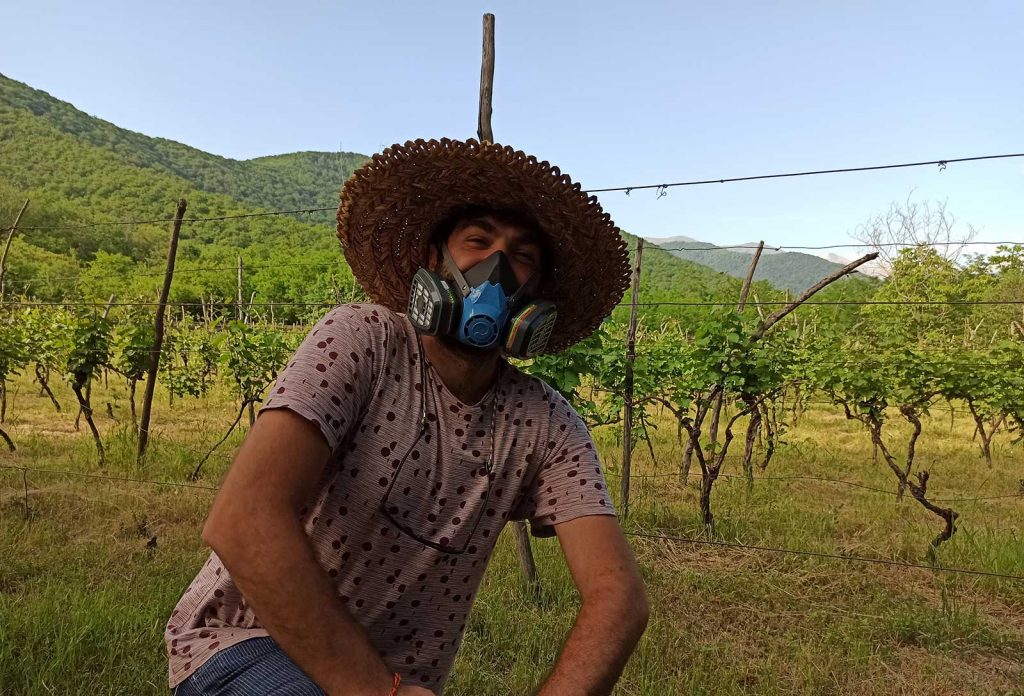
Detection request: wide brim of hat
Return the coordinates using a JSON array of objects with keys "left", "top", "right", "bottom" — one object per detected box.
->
[{"left": 336, "top": 138, "right": 630, "bottom": 354}]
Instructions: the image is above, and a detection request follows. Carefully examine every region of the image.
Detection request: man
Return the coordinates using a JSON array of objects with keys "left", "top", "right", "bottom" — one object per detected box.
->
[{"left": 166, "top": 138, "right": 648, "bottom": 695}]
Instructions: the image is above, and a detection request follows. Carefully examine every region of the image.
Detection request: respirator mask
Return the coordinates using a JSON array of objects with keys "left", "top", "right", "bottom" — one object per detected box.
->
[{"left": 407, "top": 242, "right": 557, "bottom": 358}]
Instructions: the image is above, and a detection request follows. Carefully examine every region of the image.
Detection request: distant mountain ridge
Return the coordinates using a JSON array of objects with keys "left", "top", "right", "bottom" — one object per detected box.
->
[{"left": 645, "top": 235, "right": 878, "bottom": 293}]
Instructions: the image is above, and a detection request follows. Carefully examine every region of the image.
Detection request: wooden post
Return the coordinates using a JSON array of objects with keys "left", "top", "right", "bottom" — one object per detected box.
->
[
  {"left": 474, "top": 12, "right": 540, "bottom": 599},
  {"left": 708, "top": 241, "right": 764, "bottom": 446},
  {"left": 331, "top": 273, "right": 343, "bottom": 305},
  {"left": 736, "top": 243, "right": 764, "bottom": 484},
  {"left": 247, "top": 288, "right": 257, "bottom": 426},
  {"left": 0, "top": 199, "right": 30, "bottom": 302},
  {"left": 477, "top": 13, "right": 495, "bottom": 143},
  {"left": 620, "top": 238, "right": 643, "bottom": 519},
  {"left": 102, "top": 293, "right": 117, "bottom": 319},
  {"left": 237, "top": 256, "right": 245, "bottom": 323},
  {"left": 738, "top": 242, "right": 764, "bottom": 313},
  {"left": 137, "top": 199, "right": 186, "bottom": 464}
]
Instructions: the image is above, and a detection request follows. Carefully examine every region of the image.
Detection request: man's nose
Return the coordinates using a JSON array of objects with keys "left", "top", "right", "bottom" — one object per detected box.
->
[{"left": 488, "top": 239, "right": 512, "bottom": 256}]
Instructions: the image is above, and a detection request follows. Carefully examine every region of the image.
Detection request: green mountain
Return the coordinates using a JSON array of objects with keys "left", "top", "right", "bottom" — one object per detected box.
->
[
  {"left": 0, "top": 73, "right": 365, "bottom": 225},
  {"left": 0, "top": 72, "right": 784, "bottom": 324},
  {"left": 0, "top": 73, "right": 375, "bottom": 320},
  {"left": 646, "top": 235, "right": 867, "bottom": 294}
]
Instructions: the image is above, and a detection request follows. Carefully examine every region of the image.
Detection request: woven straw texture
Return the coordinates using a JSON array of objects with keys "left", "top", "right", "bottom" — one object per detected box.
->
[{"left": 337, "top": 138, "right": 630, "bottom": 353}]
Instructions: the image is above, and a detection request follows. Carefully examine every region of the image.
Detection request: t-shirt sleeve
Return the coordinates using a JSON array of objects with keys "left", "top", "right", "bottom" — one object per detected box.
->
[
  {"left": 511, "top": 391, "right": 616, "bottom": 538},
  {"left": 259, "top": 304, "right": 386, "bottom": 453}
]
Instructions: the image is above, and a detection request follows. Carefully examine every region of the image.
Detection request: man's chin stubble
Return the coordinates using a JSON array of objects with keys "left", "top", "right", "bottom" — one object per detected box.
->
[{"left": 436, "top": 333, "right": 502, "bottom": 362}]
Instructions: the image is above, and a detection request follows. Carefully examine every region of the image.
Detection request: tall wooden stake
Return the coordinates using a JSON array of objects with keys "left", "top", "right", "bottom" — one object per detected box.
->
[
  {"left": 474, "top": 12, "right": 540, "bottom": 600},
  {"left": 137, "top": 199, "right": 186, "bottom": 464},
  {"left": 477, "top": 13, "right": 495, "bottom": 143},
  {"left": 738, "top": 242, "right": 764, "bottom": 313},
  {"left": 0, "top": 200, "right": 30, "bottom": 301},
  {"left": 237, "top": 256, "right": 245, "bottom": 323},
  {"left": 620, "top": 238, "right": 643, "bottom": 519}
]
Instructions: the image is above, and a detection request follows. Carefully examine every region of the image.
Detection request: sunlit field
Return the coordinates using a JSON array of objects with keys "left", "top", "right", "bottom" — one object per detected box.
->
[{"left": 2, "top": 371, "right": 1022, "bottom": 695}]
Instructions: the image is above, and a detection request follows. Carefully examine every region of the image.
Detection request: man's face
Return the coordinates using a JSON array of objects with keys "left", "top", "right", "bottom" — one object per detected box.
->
[{"left": 440, "top": 215, "right": 543, "bottom": 289}]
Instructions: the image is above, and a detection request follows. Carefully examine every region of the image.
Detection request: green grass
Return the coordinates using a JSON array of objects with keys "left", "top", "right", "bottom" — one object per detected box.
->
[{"left": 1, "top": 373, "right": 1023, "bottom": 695}]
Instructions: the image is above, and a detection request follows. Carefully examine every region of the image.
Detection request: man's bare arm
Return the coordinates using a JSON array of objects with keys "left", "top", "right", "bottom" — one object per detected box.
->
[
  {"left": 202, "top": 409, "right": 431, "bottom": 696},
  {"left": 535, "top": 515, "right": 649, "bottom": 696}
]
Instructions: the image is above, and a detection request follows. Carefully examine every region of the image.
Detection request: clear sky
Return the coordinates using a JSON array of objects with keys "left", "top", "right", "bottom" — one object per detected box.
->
[{"left": 3, "top": 0, "right": 1022, "bottom": 256}]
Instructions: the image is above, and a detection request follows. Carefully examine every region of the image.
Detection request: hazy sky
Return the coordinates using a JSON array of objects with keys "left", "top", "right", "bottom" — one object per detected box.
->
[{"left": 3, "top": 1, "right": 1022, "bottom": 256}]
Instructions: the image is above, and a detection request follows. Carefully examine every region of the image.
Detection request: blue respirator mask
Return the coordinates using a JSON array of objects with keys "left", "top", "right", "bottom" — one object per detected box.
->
[{"left": 407, "top": 243, "right": 557, "bottom": 358}]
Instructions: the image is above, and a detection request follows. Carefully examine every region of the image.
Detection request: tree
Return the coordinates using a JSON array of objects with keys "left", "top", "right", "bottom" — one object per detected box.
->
[
  {"left": 657, "top": 309, "right": 788, "bottom": 530},
  {"left": 854, "top": 196, "right": 976, "bottom": 274},
  {"left": 65, "top": 307, "right": 113, "bottom": 463},
  {"left": 20, "top": 306, "right": 70, "bottom": 413},
  {"left": 159, "top": 318, "right": 219, "bottom": 403},
  {"left": 190, "top": 321, "right": 288, "bottom": 480},
  {"left": 812, "top": 340, "right": 959, "bottom": 552},
  {"left": 112, "top": 306, "right": 155, "bottom": 430}
]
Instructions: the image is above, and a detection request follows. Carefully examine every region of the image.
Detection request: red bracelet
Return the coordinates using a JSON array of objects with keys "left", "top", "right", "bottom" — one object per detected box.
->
[{"left": 389, "top": 672, "right": 402, "bottom": 696}]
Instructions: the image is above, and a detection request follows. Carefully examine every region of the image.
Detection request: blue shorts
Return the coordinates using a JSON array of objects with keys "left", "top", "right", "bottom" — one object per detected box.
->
[{"left": 171, "top": 637, "right": 326, "bottom": 695}]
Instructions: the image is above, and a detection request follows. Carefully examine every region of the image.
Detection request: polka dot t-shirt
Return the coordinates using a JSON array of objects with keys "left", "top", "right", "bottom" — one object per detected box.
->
[{"left": 165, "top": 303, "right": 615, "bottom": 692}]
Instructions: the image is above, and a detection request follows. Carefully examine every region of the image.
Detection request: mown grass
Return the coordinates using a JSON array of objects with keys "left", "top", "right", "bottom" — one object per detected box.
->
[{"left": 1, "top": 372, "right": 1022, "bottom": 695}]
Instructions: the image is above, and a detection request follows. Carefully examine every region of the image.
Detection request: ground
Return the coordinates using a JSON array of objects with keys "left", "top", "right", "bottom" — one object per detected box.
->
[{"left": 1, "top": 371, "right": 1022, "bottom": 695}]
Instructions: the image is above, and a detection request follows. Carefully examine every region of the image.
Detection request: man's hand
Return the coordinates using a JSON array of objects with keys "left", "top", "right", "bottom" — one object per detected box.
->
[
  {"left": 396, "top": 686, "right": 436, "bottom": 696},
  {"left": 536, "top": 514, "right": 649, "bottom": 696}
]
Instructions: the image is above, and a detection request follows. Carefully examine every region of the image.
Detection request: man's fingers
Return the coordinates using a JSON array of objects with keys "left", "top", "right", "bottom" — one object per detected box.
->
[{"left": 396, "top": 686, "right": 436, "bottom": 696}]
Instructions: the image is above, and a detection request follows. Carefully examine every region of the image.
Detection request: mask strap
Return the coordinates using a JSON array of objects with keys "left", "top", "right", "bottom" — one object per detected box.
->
[{"left": 440, "top": 243, "right": 472, "bottom": 297}]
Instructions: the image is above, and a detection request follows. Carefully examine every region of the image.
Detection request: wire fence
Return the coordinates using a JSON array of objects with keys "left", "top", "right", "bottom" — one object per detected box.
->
[
  {"left": 4, "top": 298, "right": 1024, "bottom": 309},
  {"left": 651, "top": 239, "right": 1024, "bottom": 252},
  {"left": 603, "top": 469, "right": 1023, "bottom": 503},
  {"left": 11, "top": 151, "right": 1024, "bottom": 231},
  {"left": 585, "top": 152, "right": 1024, "bottom": 194},
  {"left": 5, "top": 260, "right": 341, "bottom": 287},
  {"left": 0, "top": 463, "right": 219, "bottom": 491},
  {"left": 6, "top": 343, "right": 1020, "bottom": 365},
  {"left": 7, "top": 459, "right": 1018, "bottom": 505},
  {"left": 3, "top": 237, "right": 1020, "bottom": 297},
  {"left": 14, "top": 206, "right": 336, "bottom": 231},
  {"left": 621, "top": 529, "right": 1024, "bottom": 581},
  {"left": 3, "top": 462, "right": 1020, "bottom": 582}
]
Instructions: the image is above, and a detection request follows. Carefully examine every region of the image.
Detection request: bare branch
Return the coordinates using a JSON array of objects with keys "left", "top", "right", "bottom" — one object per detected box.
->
[
  {"left": 853, "top": 196, "right": 977, "bottom": 271},
  {"left": 752, "top": 253, "right": 879, "bottom": 341}
]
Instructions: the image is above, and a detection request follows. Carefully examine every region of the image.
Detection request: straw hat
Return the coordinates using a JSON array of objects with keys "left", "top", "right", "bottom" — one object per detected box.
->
[{"left": 336, "top": 138, "right": 630, "bottom": 354}]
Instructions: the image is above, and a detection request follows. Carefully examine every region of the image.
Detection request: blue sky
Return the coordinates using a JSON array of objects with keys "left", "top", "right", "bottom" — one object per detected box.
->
[{"left": 3, "top": 0, "right": 1022, "bottom": 256}]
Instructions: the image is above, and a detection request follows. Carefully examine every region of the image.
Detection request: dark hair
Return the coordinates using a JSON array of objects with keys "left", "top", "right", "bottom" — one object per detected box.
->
[{"left": 429, "top": 203, "right": 554, "bottom": 281}]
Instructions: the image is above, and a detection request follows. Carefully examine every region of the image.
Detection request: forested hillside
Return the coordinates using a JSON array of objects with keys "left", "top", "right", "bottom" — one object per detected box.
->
[
  {"left": 0, "top": 72, "right": 773, "bottom": 324},
  {"left": 0, "top": 74, "right": 366, "bottom": 223},
  {"left": 0, "top": 74, "right": 372, "bottom": 320}
]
